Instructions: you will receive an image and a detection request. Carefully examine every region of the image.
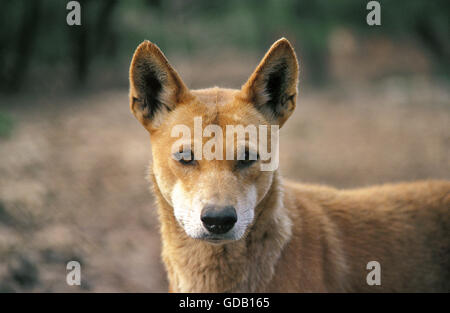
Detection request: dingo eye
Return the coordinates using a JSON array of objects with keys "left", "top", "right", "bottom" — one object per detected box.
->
[
  {"left": 236, "top": 150, "right": 258, "bottom": 169},
  {"left": 173, "top": 150, "right": 196, "bottom": 166}
]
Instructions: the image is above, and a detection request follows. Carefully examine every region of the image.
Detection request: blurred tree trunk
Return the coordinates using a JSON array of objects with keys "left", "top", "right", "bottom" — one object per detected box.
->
[
  {"left": 70, "top": 0, "right": 118, "bottom": 86},
  {"left": 70, "top": 0, "right": 89, "bottom": 86},
  {"left": 414, "top": 16, "right": 449, "bottom": 64},
  {"left": 7, "top": 1, "right": 41, "bottom": 92},
  {"left": 95, "top": 0, "right": 118, "bottom": 57},
  {"left": 73, "top": 25, "right": 89, "bottom": 85}
]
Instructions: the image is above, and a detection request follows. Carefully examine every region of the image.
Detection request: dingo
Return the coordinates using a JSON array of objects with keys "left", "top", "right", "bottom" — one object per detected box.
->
[{"left": 128, "top": 38, "right": 450, "bottom": 292}]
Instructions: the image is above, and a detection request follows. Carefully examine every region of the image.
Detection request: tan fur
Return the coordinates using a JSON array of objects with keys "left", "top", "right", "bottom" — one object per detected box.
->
[{"left": 129, "top": 38, "right": 450, "bottom": 292}]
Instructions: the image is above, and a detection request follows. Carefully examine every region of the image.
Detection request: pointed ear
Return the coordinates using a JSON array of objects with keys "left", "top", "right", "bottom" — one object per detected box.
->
[
  {"left": 241, "top": 38, "right": 299, "bottom": 127},
  {"left": 129, "top": 41, "right": 192, "bottom": 131}
]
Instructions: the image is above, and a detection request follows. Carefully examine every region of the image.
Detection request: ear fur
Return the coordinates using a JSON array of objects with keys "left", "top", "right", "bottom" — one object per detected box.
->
[
  {"left": 241, "top": 38, "right": 299, "bottom": 127},
  {"left": 129, "top": 40, "right": 192, "bottom": 131}
]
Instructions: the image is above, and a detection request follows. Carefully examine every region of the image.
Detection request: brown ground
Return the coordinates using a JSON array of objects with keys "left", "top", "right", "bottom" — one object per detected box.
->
[{"left": 0, "top": 57, "right": 449, "bottom": 292}]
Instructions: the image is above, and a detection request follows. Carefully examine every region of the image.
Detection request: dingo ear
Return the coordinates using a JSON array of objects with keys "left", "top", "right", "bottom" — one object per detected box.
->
[
  {"left": 241, "top": 38, "right": 299, "bottom": 127},
  {"left": 129, "top": 41, "right": 192, "bottom": 131}
]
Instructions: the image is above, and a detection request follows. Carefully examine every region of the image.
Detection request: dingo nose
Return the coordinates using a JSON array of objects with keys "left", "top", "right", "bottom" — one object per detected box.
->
[{"left": 201, "top": 205, "right": 237, "bottom": 234}]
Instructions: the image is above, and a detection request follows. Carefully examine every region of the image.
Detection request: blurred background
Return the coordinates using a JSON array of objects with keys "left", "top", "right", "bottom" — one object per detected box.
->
[{"left": 0, "top": 0, "right": 449, "bottom": 292}]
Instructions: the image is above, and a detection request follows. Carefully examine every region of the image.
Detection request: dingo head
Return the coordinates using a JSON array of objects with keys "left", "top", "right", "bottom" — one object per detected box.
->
[{"left": 129, "top": 38, "right": 299, "bottom": 243}]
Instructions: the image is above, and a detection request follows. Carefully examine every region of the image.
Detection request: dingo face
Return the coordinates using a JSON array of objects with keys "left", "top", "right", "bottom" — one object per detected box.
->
[{"left": 129, "top": 38, "right": 299, "bottom": 243}]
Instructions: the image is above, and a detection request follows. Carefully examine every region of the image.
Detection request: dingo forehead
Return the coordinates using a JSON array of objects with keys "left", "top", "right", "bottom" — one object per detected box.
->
[
  {"left": 152, "top": 89, "right": 267, "bottom": 136},
  {"left": 191, "top": 87, "right": 241, "bottom": 107}
]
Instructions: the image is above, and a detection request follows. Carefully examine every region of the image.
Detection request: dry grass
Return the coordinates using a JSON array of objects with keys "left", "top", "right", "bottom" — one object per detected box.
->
[{"left": 0, "top": 57, "right": 449, "bottom": 292}]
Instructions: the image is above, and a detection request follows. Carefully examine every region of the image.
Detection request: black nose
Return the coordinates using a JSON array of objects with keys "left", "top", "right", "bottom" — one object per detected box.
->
[{"left": 201, "top": 205, "right": 237, "bottom": 234}]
